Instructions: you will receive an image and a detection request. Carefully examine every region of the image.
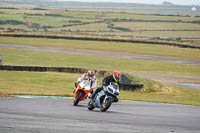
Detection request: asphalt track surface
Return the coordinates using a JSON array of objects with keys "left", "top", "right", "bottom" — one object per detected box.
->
[
  {"left": 0, "top": 97, "right": 200, "bottom": 133},
  {"left": 1, "top": 44, "right": 200, "bottom": 65}
]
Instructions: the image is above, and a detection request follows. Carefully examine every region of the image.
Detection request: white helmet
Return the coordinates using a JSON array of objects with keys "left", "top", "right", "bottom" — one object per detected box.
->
[{"left": 88, "top": 69, "right": 95, "bottom": 77}]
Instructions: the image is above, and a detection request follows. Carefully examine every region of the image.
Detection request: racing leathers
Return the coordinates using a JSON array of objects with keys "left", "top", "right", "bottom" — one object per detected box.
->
[
  {"left": 75, "top": 73, "right": 97, "bottom": 94},
  {"left": 102, "top": 74, "right": 120, "bottom": 87},
  {"left": 91, "top": 74, "right": 120, "bottom": 102}
]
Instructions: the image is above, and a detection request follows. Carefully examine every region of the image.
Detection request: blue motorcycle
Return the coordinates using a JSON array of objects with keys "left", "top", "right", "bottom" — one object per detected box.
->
[{"left": 88, "top": 82, "right": 120, "bottom": 112}]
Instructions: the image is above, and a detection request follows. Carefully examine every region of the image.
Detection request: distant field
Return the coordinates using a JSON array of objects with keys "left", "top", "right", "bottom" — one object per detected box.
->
[
  {"left": 64, "top": 5, "right": 200, "bottom": 16},
  {"left": 1, "top": 8, "right": 200, "bottom": 42},
  {"left": 1, "top": 1, "right": 200, "bottom": 16},
  {"left": 114, "top": 22, "right": 200, "bottom": 31},
  {"left": 104, "top": 12, "right": 200, "bottom": 21},
  {"left": 1, "top": 37, "right": 200, "bottom": 62}
]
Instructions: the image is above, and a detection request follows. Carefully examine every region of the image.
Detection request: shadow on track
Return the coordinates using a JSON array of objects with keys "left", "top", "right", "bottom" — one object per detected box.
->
[
  {"left": 72, "top": 104, "right": 119, "bottom": 113},
  {"left": 72, "top": 104, "right": 87, "bottom": 108}
]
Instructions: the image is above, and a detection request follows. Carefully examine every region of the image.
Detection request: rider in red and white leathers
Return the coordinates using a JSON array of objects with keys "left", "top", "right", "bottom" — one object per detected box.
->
[{"left": 75, "top": 70, "right": 97, "bottom": 95}]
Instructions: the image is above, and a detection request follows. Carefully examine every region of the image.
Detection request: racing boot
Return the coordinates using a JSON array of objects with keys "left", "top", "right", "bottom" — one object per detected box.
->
[
  {"left": 90, "top": 93, "right": 95, "bottom": 99},
  {"left": 113, "top": 97, "right": 119, "bottom": 103}
]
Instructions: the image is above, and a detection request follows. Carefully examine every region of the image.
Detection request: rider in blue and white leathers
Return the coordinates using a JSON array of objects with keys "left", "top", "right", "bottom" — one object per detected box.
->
[{"left": 90, "top": 71, "right": 120, "bottom": 102}]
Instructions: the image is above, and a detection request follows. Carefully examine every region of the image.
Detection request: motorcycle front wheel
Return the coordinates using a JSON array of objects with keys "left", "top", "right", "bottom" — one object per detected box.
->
[
  {"left": 73, "top": 90, "right": 84, "bottom": 106},
  {"left": 100, "top": 98, "right": 112, "bottom": 112}
]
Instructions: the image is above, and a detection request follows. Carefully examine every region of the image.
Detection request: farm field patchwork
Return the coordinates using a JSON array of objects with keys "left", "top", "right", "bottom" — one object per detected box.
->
[{"left": 1, "top": 8, "right": 200, "bottom": 41}]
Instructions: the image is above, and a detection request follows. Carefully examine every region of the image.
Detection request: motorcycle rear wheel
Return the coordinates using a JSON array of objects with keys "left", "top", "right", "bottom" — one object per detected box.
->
[{"left": 88, "top": 100, "right": 95, "bottom": 110}]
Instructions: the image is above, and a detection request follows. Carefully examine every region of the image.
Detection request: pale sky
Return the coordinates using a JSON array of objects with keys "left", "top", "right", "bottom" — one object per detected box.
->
[{"left": 57, "top": 0, "right": 200, "bottom": 5}]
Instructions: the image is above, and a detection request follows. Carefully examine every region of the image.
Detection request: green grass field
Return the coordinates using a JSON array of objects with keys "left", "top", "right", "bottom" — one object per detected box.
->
[
  {"left": 114, "top": 22, "right": 200, "bottom": 31},
  {"left": 1, "top": 8, "right": 200, "bottom": 41},
  {"left": 0, "top": 71, "right": 200, "bottom": 106},
  {"left": 0, "top": 44, "right": 200, "bottom": 77},
  {"left": 104, "top": 12, "right": 200, "bottom": 21},
  {"left": 0, "top": 36, "right": 200, "bottom": 62}
]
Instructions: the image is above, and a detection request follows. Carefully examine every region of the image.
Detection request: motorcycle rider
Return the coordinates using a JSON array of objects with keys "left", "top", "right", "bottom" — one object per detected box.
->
[
  {"left": 74, "top": 69, "right": 97, "bottom": 96},
  {"left": 90, "top": 71, "right": 121, "bottom": 102}
]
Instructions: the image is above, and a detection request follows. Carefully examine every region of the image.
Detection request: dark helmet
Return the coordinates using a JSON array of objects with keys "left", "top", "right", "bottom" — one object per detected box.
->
[
  {"left": 88, "top": 69, "right": 95, "bottom": 77},
  {"left": 113, "top": 71, "right": 120, "bottom": 82}
]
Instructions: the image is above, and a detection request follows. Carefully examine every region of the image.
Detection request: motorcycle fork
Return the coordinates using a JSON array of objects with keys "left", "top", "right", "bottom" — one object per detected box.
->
[{"left": 103, "top": 95, "right": 108, "bottom": 104}]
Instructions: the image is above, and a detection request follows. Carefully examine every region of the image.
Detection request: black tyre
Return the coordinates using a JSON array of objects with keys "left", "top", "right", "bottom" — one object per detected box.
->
[
  {"left": 100, "top": 98, "right": 112, "bottom": 112},
  {"left": 88, "top": 100, "right": 95, "bottom": 110},
  {"left": 73, "top": 90, "right": 84, "bottom": 106}
]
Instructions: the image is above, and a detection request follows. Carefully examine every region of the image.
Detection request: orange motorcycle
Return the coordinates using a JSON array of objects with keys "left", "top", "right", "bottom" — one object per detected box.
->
[{"left": 73, "top": 80, "right": 92, "bottom": 106}]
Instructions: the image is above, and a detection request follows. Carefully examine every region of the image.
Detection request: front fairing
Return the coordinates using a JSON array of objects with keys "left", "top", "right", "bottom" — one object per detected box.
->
[
  {"left": 75, "top": 80, "right": 91, "bottom": 91},
  {"left": 104, "top": 82, "right": 120, "bottom": 96},
  {"left": 74, "top": 80, "right": 91, "bottom": 101},
  {"left": 79, "top": 81, "right": 91, "bottom": 91},
  {"left": 94, "top": 82, "right": 119, "bottom": 108}
]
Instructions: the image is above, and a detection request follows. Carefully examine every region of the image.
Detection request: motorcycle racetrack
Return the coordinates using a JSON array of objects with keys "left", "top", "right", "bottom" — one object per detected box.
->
[
  {"left": 0, "top": 97, "right": 200, "bottom": 133},
  {"left": 1, "top": 43, "right": 200, "bottom": 90},
  {"left": 1, "top": 43, "right": 200, "bottom": 133}
]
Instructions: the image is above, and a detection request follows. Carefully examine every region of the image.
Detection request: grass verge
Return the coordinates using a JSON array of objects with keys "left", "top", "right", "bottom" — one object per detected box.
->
[{"left": 0, "top": 71, "right": 200, "bottom": 106}]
